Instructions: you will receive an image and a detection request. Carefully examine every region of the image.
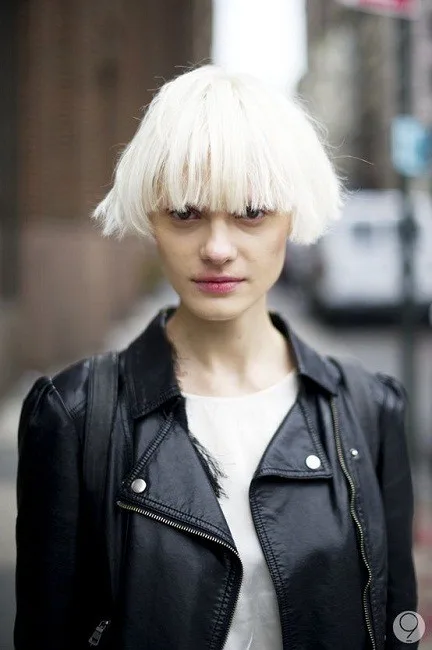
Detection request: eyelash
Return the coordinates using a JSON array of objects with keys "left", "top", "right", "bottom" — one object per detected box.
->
[{"left": 168, "top": 207, "right": 268, "bottom": 222}]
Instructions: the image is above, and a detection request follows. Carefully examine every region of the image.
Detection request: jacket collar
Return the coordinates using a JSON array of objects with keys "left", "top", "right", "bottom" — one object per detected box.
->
[{"left": 122, "top": 305, "right": 341, "bottom": 419}]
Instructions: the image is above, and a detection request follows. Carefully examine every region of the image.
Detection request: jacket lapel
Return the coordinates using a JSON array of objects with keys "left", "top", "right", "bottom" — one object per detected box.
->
[
  {"left": 116, "top": 387, "right": 334, "bottom": 556},
  {"left": 254, "top": 394, "right": 333, "bottom": 480},
  {"left": 116, "top": 405, "right": 237, "bottom": 550}
]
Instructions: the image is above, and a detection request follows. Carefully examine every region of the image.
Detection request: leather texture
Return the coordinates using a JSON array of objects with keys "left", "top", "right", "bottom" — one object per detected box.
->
[{"left": 14, "top": 306, "right": 418, "bottom": 650}]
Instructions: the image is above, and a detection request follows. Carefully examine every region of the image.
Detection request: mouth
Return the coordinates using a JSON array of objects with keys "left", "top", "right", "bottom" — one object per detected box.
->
[
  {"left": 192, "top": 279, "right": 245, "bottom": 294},
  {"left": 192, "top": 277, "right": 245, "bottom": 283}
]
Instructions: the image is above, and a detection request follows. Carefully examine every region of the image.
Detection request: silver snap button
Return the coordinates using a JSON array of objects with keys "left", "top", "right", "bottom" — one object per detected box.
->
[
  {"left": 131, "top": 478, "right": 147, "bottom": 493},
  {"left": 350, "top": 448, "right": 359, "bottom": 457},
  {"left": 305, "top": 454, "right": 321, "bottom": 469}
]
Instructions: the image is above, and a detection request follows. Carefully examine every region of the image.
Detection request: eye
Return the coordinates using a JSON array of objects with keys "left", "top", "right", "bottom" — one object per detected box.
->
[
  {"left": 168, "top": 207, "right": 199, "bottom": 221},
  {"left": 238, "top": 207, "right": 267, "bottom": 221}
]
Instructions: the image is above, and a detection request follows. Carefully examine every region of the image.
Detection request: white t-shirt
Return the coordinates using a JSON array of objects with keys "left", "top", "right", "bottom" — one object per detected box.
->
[{"left": 183, "top": 370, "right": 299, "bottom": 650}]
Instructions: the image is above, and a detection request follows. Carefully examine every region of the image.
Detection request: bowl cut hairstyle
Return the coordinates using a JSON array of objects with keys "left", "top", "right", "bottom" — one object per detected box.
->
[{"left": 93, "top": 65, "right": 343, "bottom": 244}]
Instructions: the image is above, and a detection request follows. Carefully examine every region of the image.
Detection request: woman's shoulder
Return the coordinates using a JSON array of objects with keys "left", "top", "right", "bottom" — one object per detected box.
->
[
  {"left": 329, "top": 355, "right": 407, "bottom": 415},
  {"left": 22, "top": 355, "right": 94, "bottom": 429},
  {"left": 51, "top": 355, "right": 95, "bottom": 418}
]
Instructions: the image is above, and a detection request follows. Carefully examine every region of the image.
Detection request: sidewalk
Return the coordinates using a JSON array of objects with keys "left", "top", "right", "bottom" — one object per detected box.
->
[{"left": 1, "top": 281, "right": 431, "bottom": 647}]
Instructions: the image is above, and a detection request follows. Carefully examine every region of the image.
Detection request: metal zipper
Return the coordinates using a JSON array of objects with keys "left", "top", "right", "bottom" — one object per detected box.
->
[
  {"left": 330, "top": 398, "right": 377, "bottom": 650},
  {"left": 116, "top": 499, "right": 242, "bottom": 649}
]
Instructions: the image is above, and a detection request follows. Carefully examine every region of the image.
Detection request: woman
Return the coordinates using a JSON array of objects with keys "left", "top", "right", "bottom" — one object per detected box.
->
[{"left": 15, "top": 65, "right": 417, "bottom": 650}]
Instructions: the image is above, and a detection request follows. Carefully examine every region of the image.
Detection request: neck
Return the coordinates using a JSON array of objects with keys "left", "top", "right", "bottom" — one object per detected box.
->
[{"left": 165, "top": 298, "right": 295, "bottom": 389}]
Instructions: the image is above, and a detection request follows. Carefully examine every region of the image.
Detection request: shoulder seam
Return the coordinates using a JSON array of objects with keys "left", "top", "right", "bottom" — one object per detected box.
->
[
  {"left": 26, "top": 376, "right": 54, "bottom": 424},
  {"left": 49, "top": 377, "right": 81, "bottom": 425}
]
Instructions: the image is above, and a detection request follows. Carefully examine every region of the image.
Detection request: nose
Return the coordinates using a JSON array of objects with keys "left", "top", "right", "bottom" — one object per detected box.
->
[{"left": 200, "top": 221, "right": 237, "bottom": 264}]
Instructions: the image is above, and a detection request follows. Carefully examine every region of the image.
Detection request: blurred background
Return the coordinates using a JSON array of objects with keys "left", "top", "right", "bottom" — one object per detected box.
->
[{"left": 0, "top": 0, "right": 431, "bottom": 647}]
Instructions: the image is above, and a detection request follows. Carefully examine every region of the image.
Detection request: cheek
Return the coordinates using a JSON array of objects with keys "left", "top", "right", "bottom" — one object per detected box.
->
[
  {"left": 274, "top": 236, "right": 288, "bottom": 255},
  {"left": 156, "top": 236, "right": 190, "bottom": 271},
  {"left": 263, "top": 230, "right": 288, "bottom": 258},
  {"left": 153, "top": 230, "right": 177, "bottom": 257},
  {"left": 261, "top": 217, "right": 291, "bottom": 256}
]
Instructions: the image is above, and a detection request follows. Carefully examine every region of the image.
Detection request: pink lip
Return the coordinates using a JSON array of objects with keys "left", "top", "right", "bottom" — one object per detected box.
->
[
  {"left": 194, "top": 277, "right": 243, "bottom": 282},
  {"left": 194, "top": 280, "right": 244, "bottom": 294}
]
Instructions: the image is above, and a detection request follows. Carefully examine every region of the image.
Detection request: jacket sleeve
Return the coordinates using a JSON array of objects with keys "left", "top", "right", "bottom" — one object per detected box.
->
[
  {"left": 14, "top": 376, "right": 82, "bottom": 650},
  {"left": 375, "top": 374, "right": 419, "bottom": 650}
]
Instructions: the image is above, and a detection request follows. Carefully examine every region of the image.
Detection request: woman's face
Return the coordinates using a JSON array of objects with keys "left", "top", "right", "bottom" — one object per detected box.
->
[{"left": 149, "top": 206, "right": 292, "bottom": 321}]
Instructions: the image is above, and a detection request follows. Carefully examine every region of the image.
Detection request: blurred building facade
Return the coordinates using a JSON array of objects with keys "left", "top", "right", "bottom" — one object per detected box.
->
[
  {"left": 0, "top": 0, "right": 211, "bottom": 393},
  {"left": 299, "top": 0, "right": 432, "bottom": 190}
]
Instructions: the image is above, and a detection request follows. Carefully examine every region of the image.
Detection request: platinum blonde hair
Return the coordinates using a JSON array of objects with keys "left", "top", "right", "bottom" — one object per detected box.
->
[{"left": 93, "top": 65, "right": 343, "bottom": 244}]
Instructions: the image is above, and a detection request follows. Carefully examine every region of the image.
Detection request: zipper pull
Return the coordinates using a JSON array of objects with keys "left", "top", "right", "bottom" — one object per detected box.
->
[{"left": 88, "top": 619, "right": 111, "bottom": 647}]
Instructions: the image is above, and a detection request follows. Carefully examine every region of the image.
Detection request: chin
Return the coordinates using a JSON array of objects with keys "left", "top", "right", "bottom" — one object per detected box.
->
[{"left": 179, "top": 291, "right": 258, "bottom": 323}]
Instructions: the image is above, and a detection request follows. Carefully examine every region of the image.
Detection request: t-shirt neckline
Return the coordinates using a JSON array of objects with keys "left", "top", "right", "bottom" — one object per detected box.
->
[{"left": 182, "top": 369, "right": 297, "bottom": 401}]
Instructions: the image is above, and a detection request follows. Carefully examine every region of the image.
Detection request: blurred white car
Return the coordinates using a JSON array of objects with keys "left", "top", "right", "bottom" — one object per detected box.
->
[{"left": 309, "top": 190, "right": 432, "bottom": 319}]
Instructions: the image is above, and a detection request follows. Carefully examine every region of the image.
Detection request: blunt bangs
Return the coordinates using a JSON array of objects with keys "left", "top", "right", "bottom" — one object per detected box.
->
[{"left": 93, "top": 65, "right": 343, "bottom": 244}]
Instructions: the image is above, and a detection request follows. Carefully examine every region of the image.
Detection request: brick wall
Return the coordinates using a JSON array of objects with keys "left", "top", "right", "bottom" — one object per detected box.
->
[
  {"left": 19, "top": 221, "right": 150, "bottom": 370},
  {"left": 0, "top": 0, "right": 212, "bottom": 391}
]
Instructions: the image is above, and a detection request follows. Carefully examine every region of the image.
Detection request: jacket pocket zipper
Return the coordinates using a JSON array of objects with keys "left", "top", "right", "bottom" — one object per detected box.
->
[
  {"left": 116, "top": 499, "right": 242, "bottom": 649},
  {"left": 88, "top": 619, "right": 111, "bottom": 646},
  {"left": 330, "top": 398, "right": 377, "bottom": 650}
]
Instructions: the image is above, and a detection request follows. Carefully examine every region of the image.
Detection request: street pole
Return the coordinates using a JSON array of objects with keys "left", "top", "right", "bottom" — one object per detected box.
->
[{"left": 397, "top": 16, "right": 418, "bottom": 467}]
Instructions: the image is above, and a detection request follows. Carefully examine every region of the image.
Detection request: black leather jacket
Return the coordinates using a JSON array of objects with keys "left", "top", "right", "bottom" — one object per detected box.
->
[{"left": 15, "top": 306, "right": 418, "bottom": 650}]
